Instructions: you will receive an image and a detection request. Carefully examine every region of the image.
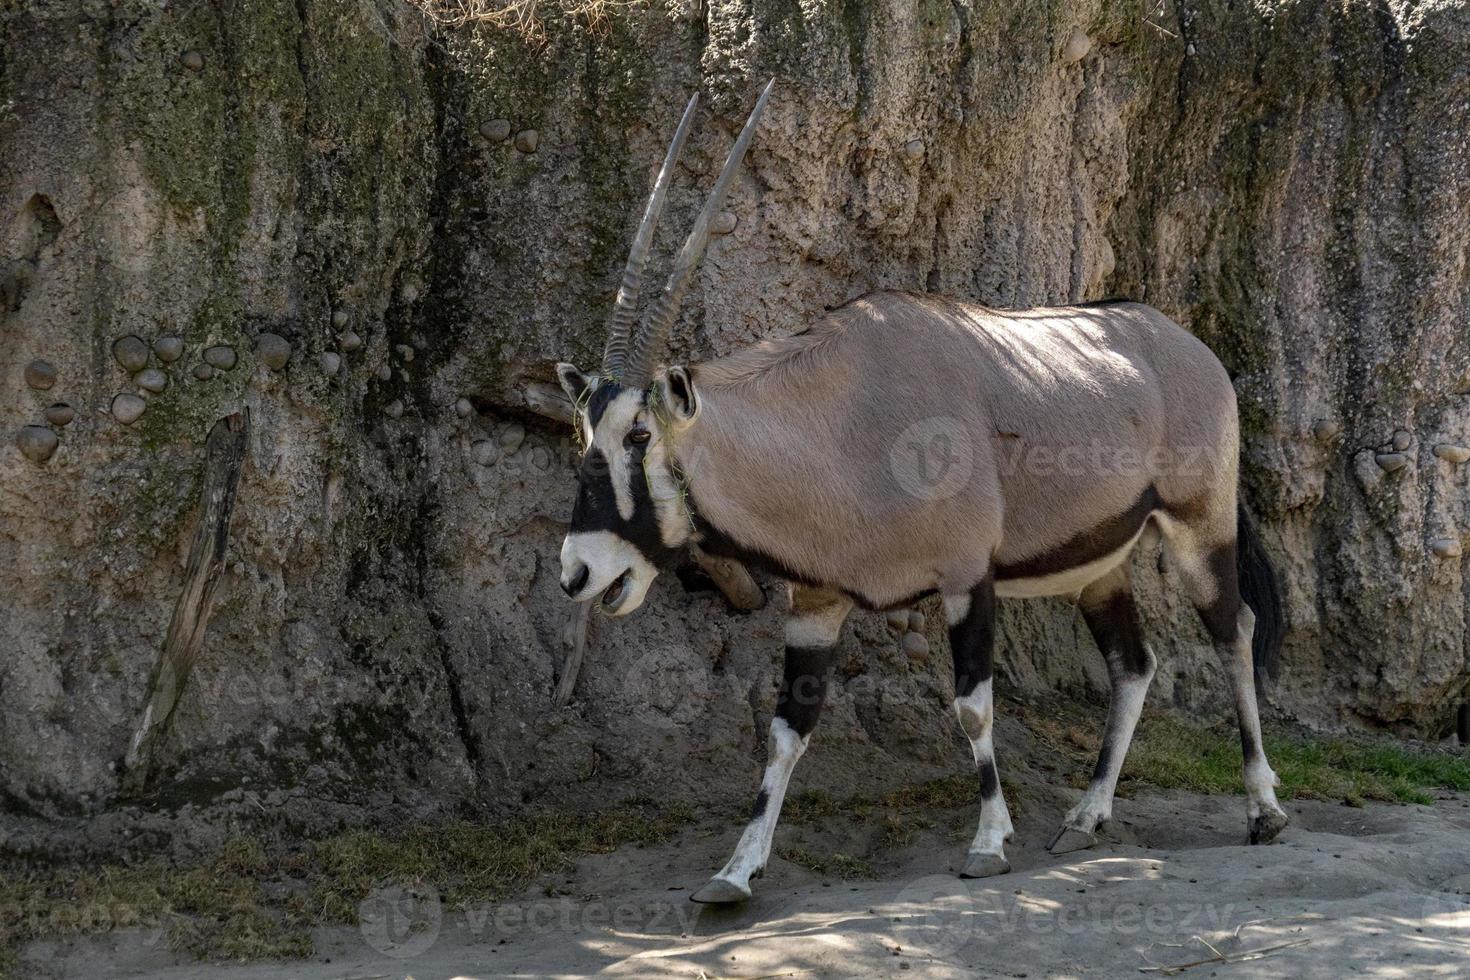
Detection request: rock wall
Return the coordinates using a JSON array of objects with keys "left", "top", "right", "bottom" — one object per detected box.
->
[{"left": 2, "top": 0, "right": 1467, "bottom": 839}]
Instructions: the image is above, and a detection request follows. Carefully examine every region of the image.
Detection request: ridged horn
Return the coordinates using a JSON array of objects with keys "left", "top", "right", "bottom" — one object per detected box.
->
[
  {"left": 622, "top": 78, "right": 775, "bottom": 389},
  {"left": 601, "top": 92, "right": 701, "bottom": 380}
]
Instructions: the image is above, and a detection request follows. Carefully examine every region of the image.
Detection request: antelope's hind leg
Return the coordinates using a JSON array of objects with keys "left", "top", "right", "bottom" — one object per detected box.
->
[
  {"left": 690, "top": 584, "right": 852, "bottom": 904},
  {"left": 944, "top": 577, "right": 1015, "bottom": 878},
  {"left": 1166, "top": 521, "right": 1289, "bottom": 844},
  {"left": 1048, "top": 564, "right": 1157, "bottom": 854}
]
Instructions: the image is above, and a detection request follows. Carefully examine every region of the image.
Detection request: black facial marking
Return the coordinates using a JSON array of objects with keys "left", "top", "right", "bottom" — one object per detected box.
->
[
  {"left": 583, "top": 381, "right": 624, "bottom": 429},
  {"left": 996, "top": 486, "right": 1159, "bottom": 582},
  {"left": 949, "top": 576, "right": 996, "bottom": 698},
  {"left": 775, "top": 645, "right": 835, "bottom": 737},
  {"left": 568, "top": 391, "right": 681, "bottom": 567}
]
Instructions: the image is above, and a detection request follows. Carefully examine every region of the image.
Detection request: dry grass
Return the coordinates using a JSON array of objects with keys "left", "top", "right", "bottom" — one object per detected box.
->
[
  {"left": 404, "top": 0, "right": 639, "bottom": 40},
  {"left": 0, "top": 798, "right": 691, "bottom": 976}
]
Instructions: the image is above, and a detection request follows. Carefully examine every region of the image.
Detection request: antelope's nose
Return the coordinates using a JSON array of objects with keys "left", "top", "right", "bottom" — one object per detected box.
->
[{"left": 561, "top": 562, "right": 589, "bottom": 598}]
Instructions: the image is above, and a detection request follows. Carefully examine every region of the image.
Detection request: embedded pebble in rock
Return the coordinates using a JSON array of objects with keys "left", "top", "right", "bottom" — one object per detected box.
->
[
  {"left": 884, "top": 610, "right": 908, "bottom": 631},
  {"left": 179, "top": 49, "right": 204, "bottom": 72},
  {"left": 902, "top": 138, "right": 925, "bottom": 161},
  {"left": 44, "top": 402, "right": 74, "bottom": 426},
  {"left": 112, "top": 335, "right": 149, "bottom": 372},
  {"left": 111, "top": 392, "right": 146, "bottom": 425},
  {"left": 332, "top": 309, "right": 350, "bottom": 328},
  {"left": 529, "top": 446, "right": 553, "bottom": 472},
  {"left": 203, "top": 345, "right": 237, "bottom": 370},
  {"left": 1392, "top": 430, "right": 1412, "bottom": 452},
  {"left": 515, "top": 130, "right": 539, "bottom": 153},
  {"left": 340, "top": 330, "right": 363, "bottom": 352},
  {"left": 711, "top": 211, "right": 737, "bottom": 235},
  {"left": 135, "top": 368, "right": 168, "bottom": 393},
  {"left": 400, "top": 283, "right": 419, "bottom": 304},
  {"left": 395, "top": 344, "right": 415, "bottom": 363},
  {"left": 24, "top": 359, "right": 56, "bottom": 390},
  {"left": 498, "top": 423, "right": 526, "bottom": 453},
  {"left": 908, "top": 610, "right": 926, "bottom": 632},
  {"left": 398, "top": 368, "right": 410, "bottom": 384},
  {"left": 455, "top": 398, "right": 474, "bottom": 418},
  {"left": 1312, "top": 419, "right": 1340, "bottom": 441},
  {"left": 1433, "top": 444, "right": 1470, "bottom": 464},
  {"left": 902, "top": 631, "right": 930, "bottom": 661},
  {"left": 375, "top": 365, "right": 392, "bottom": 381},
  {"left": 1375, "top": 452, "right": 1408, "bottom": 472},
  {"left": 472, "top": 440, "right": 499, "bottom": 466},
  {"left": 1062, "top": 30, "right": 1091, "bottom": 64},
  {"left": 479, "top": 119, "right": 512, "bottom": 142},
  {"left": 153, "top": 336, "right": 184, "bottom": 362},
  {"left": 1431, "top": 538, "right": 1463, "bottom": 559},
  {"left": 16, "top": 425, "right": 58, "bottom": 463},
  {"left": 255, "top": 333, "right": 291, "bottom": 370},
  {"left": 319, "top": 352, "right": 341, "bottom": 376},
  {"left": 384, "top": 399, "right": 404, "bottom": 419},
  {"left": 192, "top": 363, "right": 214, "bottom": 381}
]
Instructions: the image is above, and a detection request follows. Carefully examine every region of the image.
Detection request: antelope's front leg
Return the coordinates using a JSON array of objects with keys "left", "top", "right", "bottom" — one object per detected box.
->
[
  {"left": 690, "top": 584, "right": 852, "bottom": 904},
  {"left": 944, "top": 577, "right": 1015, "bottom": 878}
]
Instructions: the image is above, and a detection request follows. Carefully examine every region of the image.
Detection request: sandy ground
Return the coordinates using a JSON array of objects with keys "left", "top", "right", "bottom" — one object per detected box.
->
[{"left": 20, "top": 785, "right": 1470, "bottom": 979}]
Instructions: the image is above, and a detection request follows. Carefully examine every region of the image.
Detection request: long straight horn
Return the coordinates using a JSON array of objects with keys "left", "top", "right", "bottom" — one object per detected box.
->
[
  {"left": 622, "top": 78, "right": 775, "bottom": 389},
  {"left": 601, "top": 92, "right": 700, "bottom": 381}
]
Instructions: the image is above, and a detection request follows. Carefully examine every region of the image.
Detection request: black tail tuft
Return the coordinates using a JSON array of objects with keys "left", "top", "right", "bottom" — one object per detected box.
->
[{"left": 1236, "top": 503, "right": 1284, "bottom": 685}]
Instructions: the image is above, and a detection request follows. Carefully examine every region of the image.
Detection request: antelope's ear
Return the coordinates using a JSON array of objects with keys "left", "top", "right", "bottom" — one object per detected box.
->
[
  {"left": 655, "top": 365, "right": 700, "bottom": 428},
  {"left": 555, "top": 363, "right": 593, "bottom": 405}
]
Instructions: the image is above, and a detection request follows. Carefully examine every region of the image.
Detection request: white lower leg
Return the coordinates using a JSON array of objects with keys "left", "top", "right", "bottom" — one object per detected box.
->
[
  {"left": 955, "top": 680, "right": 1012, "bottom": 857},
  {"left": 711, "top": 718, "right": 806, "bottom": 890},
  {"left": 1063, "top": 651, "right": 1156, "bottom": 833},
  {"left": 1221, "top": 608, "right": 1288, "bottom": 837}
]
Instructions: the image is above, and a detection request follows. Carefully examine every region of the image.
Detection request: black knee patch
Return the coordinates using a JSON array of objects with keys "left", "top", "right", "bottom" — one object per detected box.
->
[
  {"left": 776, "top": 645, "right": 834, "bottom": 737},
  {"left": 950, "top": 577, "right": 996, "bottom": 697},
  {"left": 749, "top": 788, "right": 770, "bottom": 820},
  {"left": 978, "top": 758, "right": 1000, "bottom": 800}
]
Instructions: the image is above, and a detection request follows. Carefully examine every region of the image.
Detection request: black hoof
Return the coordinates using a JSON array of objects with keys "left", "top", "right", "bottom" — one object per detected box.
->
[
  {"left": 1248, "top": 809, "right": 1289, "bottom": 845},
  {"left": 1047, "top": 826, "right": 1099, "bottom": 855},
  {"left": 959, "top": 852, "right": 1011, "bottom": 878},
  {"left": 690, "top": 877, "right": 752, "bottom": 904}
]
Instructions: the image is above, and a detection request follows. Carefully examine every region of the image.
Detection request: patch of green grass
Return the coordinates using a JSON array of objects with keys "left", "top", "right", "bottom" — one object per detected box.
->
[
  {"left": 775, "top": 846, "right": 875, "bottom": 880},
  {"left": 1123, "top": 716, "right": 1470, "bottom": 806},
  {"left": 0, "top": 799, "right": 692, "bottom": 973}
]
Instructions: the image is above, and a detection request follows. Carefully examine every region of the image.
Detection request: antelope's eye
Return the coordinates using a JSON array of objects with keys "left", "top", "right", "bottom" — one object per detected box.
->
[{"left": 627, "top": 429, "right": 651, "bottom": 446}]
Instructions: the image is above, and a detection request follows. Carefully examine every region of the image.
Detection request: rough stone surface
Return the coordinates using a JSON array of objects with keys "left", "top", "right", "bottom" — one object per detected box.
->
[
  {"left": 23, "top": 359, "right": 56, "bottom": 390},
  {"left": 479, "top": 118, "right": 512, "bottom": 142},
  {"left": 112, "top": 335, "right": 149, "bottom": 372},
  {"left": 14, "top": 425, "right": 58, "bottom": 463},
  {"left": 153, "top": 336, "right": 184, "bottom": 362},
  {"left": 134, "top": 367, "right": 167, "bottom": 393},
  {"left": 110, "top": 392, "right": 145, "bottom": 425},
  {"left": 255, "top": 332, "right": 292, "bottom": 370},
  {"left": 1, "top": 1, "right": 1468, "bottom": 846},
  {"left": 203, "top": 345, "right": 236, "bottom": 370}
]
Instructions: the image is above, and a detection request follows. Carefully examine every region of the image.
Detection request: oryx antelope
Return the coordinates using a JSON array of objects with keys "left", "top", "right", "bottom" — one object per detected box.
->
[{"left": 554, "top": 81, "right": 1290, "bottom": 904}]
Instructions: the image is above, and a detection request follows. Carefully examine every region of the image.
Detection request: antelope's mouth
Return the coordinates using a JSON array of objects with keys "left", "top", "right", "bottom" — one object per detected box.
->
[{"left": 600, "top": 570, "right": 631, "bottom": 612}]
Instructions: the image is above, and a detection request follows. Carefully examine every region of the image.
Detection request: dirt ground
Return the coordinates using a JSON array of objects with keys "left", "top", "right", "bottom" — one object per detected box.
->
[{"left": 19, "top": 783, "right": 1470, "bottom": 979}]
